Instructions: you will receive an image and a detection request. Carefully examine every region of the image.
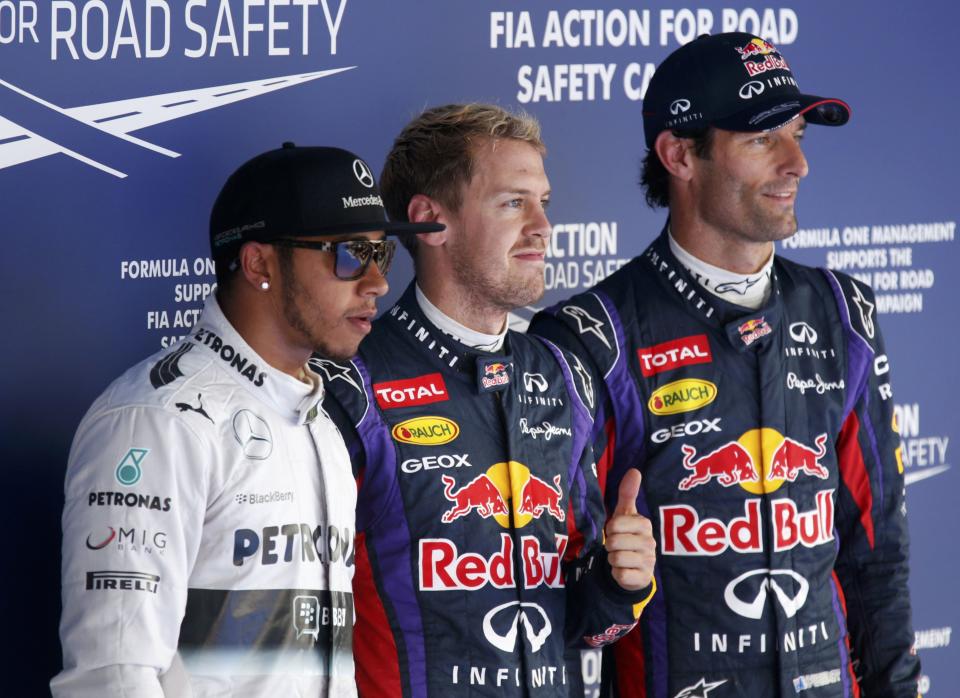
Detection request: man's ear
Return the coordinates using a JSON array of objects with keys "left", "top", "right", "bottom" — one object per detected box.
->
[
  {"left": 408, "top": 194, "right": 448, "bottom": 247},
  {"left": 654, "top": 130, "right": 697, "bottom": 183},
  {"left": 238, "top": 241, "right": 276, "bottom": 290}
]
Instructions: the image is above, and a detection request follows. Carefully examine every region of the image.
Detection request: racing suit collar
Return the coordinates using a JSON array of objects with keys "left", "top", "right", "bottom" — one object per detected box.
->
[
  {"left": 646, "top": 226, "right": 784, "bottom": 352},
  {"left": 385, "top": 283, "right": 515, "bottom": 388},
  {"left": 193, "top": 294, "right": 325, "bottom": 425}
]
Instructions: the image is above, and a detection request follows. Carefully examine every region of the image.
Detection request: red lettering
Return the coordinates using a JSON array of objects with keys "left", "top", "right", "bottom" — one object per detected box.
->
[
  {"left": 772, "top": 490, "right": 835, "bottom": 552},
  {"left": 660, "top": 501, "right": 762, "bottom": 556}
]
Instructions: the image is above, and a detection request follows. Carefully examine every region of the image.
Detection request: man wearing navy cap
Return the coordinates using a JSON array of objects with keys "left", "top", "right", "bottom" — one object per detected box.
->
[
  {"left": 53, "top": 144, "right": 442, "bottom": 697},
  {"left": 531, "top": 34, "right": 920, "bottom": 697}
]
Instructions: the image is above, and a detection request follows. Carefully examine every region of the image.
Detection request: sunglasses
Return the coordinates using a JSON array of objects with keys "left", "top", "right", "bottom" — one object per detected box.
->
[{"left": 270, "top": 238, "right": 397, "bottom": 280}]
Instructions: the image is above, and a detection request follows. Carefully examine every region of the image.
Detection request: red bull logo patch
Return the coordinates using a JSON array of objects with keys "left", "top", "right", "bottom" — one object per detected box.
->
[
  {"left": 738, "top": 316, "right": 773, "bottom": 346},
  {"left": 648, "top": 379, "right": 717, "bottom": 415},
  {"left": 480, "top": 361, "right": 510, "bottom": 390},
  {"left": 439, "top": 461, "right": 566, "bottom": 529},
  {"left": 392, "top": 416, "right": 460, "bottom": 446},
  {"left": 678, "top": 428, "right": 831, "bottom": 494}
]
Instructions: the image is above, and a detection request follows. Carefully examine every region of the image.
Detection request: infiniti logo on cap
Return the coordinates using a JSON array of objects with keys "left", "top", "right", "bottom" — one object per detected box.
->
[
  {"left": 739, "top": 81, "right": 765, "bottom": 99},
  {"left": 669, "top": 99, "right": 691, "bottom": 115},
  {"left": 352, "top": 159, "right": 375, "bottom": 188}
]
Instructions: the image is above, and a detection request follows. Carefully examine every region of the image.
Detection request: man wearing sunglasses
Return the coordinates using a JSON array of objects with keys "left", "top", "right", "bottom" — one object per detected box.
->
[
  {"left": 53, "top": 144, "right": 442, "bottom": 697},
  {"left": 317, "top": 105, "right": 658, "bottom": 697}
]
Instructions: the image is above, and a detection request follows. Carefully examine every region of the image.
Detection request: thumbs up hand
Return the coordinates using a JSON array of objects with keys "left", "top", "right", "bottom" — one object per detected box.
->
[{"left": 604, "top": 468, "right": 656, "bottom": 591}]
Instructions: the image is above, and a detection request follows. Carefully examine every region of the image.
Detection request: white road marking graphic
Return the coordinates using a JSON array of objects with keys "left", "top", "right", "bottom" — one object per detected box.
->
[{"left": 0, "top": 67, "right": 354, "bottom": 177}]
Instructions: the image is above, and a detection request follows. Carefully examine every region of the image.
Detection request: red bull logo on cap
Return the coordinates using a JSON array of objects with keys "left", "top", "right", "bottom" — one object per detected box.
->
[
  {"left": 735, "top": 37, "right": 778, "bottom": 59},
  {"left": 677, "top": 428, "right": 832, "bottom": 494},
  {"left": 439, "top": 462, "right": 566, "bottom": 528}
]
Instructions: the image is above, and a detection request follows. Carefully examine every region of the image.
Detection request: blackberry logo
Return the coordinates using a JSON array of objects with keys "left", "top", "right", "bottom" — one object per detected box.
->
[{"left": 235, "top": 494, "right": 248, "bottom": 504}]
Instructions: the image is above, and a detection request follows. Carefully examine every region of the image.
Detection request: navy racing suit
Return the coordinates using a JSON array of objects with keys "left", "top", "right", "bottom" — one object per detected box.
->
[
  {"left": 530, "top": 231, "right": 919, "bottom": 698},
  {"left": 317, "top": 283, "right": 655, "bottom": 698}
]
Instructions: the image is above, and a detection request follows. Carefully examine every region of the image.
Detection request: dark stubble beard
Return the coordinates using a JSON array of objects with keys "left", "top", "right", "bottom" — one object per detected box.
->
[{"left": 278, "top": 248, "right": 355, "bottom": 362}]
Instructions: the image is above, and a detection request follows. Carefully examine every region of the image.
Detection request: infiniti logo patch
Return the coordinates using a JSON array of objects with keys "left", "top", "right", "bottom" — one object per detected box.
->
[{"left": 724, "top": 568, "right": 809, "bottom": 619}]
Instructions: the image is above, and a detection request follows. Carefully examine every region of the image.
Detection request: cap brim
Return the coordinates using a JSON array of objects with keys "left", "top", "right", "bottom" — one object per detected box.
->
[
  {"left": 713, "top": 95, "right": 850, "bottom": 133},
  {"left": 292, "top": 220, "right": 446, "bottom": 237}
]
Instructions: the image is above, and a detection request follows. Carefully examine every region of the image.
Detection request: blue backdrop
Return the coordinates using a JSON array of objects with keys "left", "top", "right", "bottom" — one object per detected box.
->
[{"left": 0, "top": 1, "right": 954, "bottom": 694}]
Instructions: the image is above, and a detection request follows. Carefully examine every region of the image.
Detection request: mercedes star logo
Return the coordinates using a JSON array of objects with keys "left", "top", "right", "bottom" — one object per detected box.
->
[
  {"left": 232, "top": 410, "right": 273, "bottom": 460},
  {"left": 788, "top": 322, "right": 819, "bottom": 344},
  {"left": 669, "top": 98, "right": 691, "bottom": 115},
  {"left": 482, "top": 601, "right": 552, "bottom": 653},
  {"left": 739, "top": 81, "right": 765, "bottom": 99},
  {"left": 724, "top": 568, "right": 809, "bottom": 619},
  {"left": 353, "top": 158, "right": 375, "bottom": 188}
]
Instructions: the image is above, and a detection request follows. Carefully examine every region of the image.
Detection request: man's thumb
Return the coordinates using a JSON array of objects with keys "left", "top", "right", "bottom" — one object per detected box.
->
[{"left": 614, "top": 468, "right": 642, "bottom": 515}]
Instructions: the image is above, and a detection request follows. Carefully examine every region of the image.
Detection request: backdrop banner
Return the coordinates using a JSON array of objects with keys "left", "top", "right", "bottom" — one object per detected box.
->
[{"left": 0, "top": 2, "right": 953, "bottom": 695}]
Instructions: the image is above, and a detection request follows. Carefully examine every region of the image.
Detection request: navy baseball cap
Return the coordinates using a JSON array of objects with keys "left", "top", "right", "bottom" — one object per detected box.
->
[
  {"left": 642, "top": 33, "right": 850, "bottom": 148},
  {"left": 210, "top": 143, "right": 444, "bottom": 260}
]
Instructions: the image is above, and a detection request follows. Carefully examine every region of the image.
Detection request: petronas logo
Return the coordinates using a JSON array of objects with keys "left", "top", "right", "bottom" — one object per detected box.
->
[{"left": 115, "top": 448, "right": 149, "bottom": 487}]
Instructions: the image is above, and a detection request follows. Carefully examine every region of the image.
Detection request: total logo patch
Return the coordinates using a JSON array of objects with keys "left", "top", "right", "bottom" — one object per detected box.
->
[
  {"left": 374, "top": 373, "right": 449, "bottom": 409},
  {"left": 648, "top": 379, "right": 717, "bottom": 415},
  {"left": 637, "top": 334, "right": 712, "bottom": 377},
  {"left": 392, "top": 416, "right": 460, "bottom": 446}
]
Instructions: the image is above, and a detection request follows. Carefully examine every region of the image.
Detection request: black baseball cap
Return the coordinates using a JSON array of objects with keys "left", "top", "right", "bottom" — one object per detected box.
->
[
  {"left": 210, "top": 143, "right": 444, "bottom": 260},
  {"left": 643, "top": 33, "right": 850, "bottom": 148}
]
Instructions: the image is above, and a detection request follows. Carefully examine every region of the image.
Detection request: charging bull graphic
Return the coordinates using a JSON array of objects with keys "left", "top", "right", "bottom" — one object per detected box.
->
[
  {"left": 441, "top": 474, "right": 509, "bottom": 523},
  {"left": 517, "top": 474, "right": 565, "bottom": 522},
  {"left": 679, "top": 442, "right": 758, "bottom": 490},
  {"left": 768, "top": 434, "right": 829, "bottom": 481}
]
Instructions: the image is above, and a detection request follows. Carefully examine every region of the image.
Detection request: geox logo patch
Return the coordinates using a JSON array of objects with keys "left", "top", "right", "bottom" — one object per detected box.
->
[{"left": 150, "top": 342, "right": 194, "bottom": 389}]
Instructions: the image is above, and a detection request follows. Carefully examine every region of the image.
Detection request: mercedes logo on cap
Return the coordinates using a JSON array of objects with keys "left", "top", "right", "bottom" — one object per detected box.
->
[
  {"left": 352, "top": 159, "right": 375, "bottom": 188},
  {"left": 669, "top": 99, "right": 691, "bottom": 115}
]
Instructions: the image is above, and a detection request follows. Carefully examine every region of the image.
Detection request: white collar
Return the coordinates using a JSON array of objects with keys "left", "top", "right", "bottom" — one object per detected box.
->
[
  {"left": 668, "top": 231, "right": 774, "bottom": 310},
  {"left": 194, "top": 294, "right": 324, "bottom": 425},
  {"left": 415, "top": 284, "right": 507, "bottom": 352}
]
